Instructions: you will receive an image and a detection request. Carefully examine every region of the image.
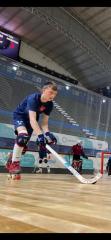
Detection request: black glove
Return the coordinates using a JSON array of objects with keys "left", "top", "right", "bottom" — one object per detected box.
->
[
  {"left": 36, "top": 134, "right": 46, "bottom": 146},
  {"left": 45, "top": 132, "right": 57, "bottom": 144}
]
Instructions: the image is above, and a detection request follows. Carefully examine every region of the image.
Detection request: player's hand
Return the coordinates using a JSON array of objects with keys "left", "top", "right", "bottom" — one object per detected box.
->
[
  {"left": 45, "top": 132, "right": 57, "bottom": 144},
  {"left": 36, "top": 134, "right": 46, "bottom": 145}
]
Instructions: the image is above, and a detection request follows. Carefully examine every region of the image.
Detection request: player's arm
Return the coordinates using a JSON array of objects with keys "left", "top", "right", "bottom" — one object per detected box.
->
[
  {"left": 41, "top": 113, "right": 49, "bottom": 133},
  {"left": 29, "top": 110, "right": 42, "bottom": 136},
  {"left": 29, "top": 110, "right": 47, "bottom": 159},
  {"left": 81, "top": 148, "right": 88, "bottom": 159},
  {"left": 41, "top": 113, "right": 57, "bottom": 144}
]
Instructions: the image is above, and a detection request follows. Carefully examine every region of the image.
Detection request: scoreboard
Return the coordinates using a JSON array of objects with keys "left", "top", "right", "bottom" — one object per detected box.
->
[{"left": 0, "top": 30, "right": 20, "bottom": 60}]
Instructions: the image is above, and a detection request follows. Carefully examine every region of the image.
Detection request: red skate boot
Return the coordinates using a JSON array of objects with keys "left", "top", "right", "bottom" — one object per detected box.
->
[{"left": 7, "top": 161, "right": 21, "bottom": 180}]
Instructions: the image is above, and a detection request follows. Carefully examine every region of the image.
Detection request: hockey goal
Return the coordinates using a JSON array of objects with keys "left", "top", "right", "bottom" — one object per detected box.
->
[{"left": 94, "top": 152, "right": 111, "bottom": 174}]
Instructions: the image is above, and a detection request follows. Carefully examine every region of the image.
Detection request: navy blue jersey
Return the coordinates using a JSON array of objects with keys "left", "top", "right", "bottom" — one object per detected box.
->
[{"left": 14, "top": 93, "right": 53, "bottom": 122}]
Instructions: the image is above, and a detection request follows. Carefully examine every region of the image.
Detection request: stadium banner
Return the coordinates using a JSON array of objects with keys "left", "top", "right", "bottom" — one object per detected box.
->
[
  {"left": 0, "top": 122, "right": 108, "bottom": 151},
  {"left": 0, "top": 123, "right": 108, "bottom": 169},
  {"left": 0, "top": 148, "right": 93, "bottom": 170}
]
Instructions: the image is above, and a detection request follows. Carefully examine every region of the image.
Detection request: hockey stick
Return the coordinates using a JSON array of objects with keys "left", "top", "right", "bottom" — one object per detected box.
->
[{"left": 46, "top": 144, "right": 102, "bottom": 184}]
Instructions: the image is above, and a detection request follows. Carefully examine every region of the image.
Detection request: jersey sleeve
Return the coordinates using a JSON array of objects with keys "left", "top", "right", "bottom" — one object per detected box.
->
[{"left": 44, "top": 102, "right": 53, "bottom": 116}]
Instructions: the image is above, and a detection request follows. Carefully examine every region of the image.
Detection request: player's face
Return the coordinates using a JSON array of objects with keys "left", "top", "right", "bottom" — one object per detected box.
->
[{"left": 41, "top": 87, "right": 57, "bottom": 102}]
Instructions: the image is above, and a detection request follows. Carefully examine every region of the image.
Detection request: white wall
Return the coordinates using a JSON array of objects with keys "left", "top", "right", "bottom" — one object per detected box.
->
[{"left": 19, "top": 41, "right": 78, "bottom": 82}]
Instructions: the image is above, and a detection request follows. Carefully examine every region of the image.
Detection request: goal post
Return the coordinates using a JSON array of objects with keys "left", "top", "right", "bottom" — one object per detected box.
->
[{"left": 94, "top": 151, "right": 111, "bottom": 174}]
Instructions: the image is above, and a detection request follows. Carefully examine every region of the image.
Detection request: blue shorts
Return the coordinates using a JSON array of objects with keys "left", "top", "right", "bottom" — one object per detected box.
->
[{"left": 13, "top": 114, "right": 33, "bottom": 136}]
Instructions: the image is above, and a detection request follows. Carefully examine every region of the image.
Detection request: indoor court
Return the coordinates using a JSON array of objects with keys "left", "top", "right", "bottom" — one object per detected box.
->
[{"left": 0, "top": 173, "right": 111, "bottom": 233}]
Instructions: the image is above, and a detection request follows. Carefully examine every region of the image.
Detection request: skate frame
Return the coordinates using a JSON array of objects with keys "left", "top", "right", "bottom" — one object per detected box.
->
[{"left": 46, "top": 144, "right": 102, "bottom": 184}]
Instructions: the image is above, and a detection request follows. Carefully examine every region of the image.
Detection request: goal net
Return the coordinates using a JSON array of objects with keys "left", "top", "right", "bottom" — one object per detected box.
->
[{"left": 94, "top": 152, "right": 111, "bottom": 174}]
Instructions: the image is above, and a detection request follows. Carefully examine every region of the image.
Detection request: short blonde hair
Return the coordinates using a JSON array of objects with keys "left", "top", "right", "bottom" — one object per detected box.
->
[{"left": 43, "top": 81, "right": 58, "bottom": 91}]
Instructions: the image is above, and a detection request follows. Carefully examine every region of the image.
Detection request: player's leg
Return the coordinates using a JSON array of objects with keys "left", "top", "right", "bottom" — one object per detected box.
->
[
  {"left": 8, "top": 125, "right": 30, "bottom": 179},
  {"left": 72, "top": 155, "right": 77, "bottom": 168},
  {"left": 72, "top": 155, "right": 82, "bottom": 173},
  {"left": 78, "top": 160, "right": 82, "bottom": 174},
  {"left": 73, "top": 160, "right": 78, "bottom": 171},
  {"left": 5, "top": 152, "right": 13, "bottom": 170},
  {"left": 36, "top": 142, "right": 47, "bottom": 173},
  {"left": 36, "top": 158, "right": 43, "bottom": 173},
  {"left": 74, "top": 159, "right": 82, "bottom": 173},
  {"left": 45, "top": 152, "right": 51, "bottom": 173},
  {"left": 43, "top": 158, "right": 50, "bottom": 173}
]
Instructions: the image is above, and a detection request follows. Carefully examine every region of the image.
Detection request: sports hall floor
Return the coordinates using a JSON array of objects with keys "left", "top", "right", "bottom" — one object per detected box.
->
[{"left": 0, "top": 173, "right": 111, "bottom": 233}]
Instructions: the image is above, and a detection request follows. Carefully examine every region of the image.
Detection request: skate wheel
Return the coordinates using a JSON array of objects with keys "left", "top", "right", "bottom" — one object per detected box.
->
[
  {"left": 11, "top": 174, "right": 21, "bottom": 180},
  {"left": 16, "top": 175, "right": 21, "bottom": 180},
  {"left": 7, "top": 174, "right": 11, "bottom": 180},
  {"left": 92, "top": 181, "right": 97, "bottom": 184}
]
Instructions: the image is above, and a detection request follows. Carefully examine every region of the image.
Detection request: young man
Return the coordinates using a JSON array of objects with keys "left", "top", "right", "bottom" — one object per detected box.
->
[
  {"left": 71, "top": 140, "right": 88, "bottom": 174},
  {"left": 6, "top": 81, "right": 58, "bottom": 179}
]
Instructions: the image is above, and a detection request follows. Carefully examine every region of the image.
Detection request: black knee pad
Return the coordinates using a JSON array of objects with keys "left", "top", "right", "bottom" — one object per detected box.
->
[
  {"left": 16, "top": 133, "right": 30, "bottom": 147},
  {"left": 39, "top": 159, "right": 43, "bottom": 164},
  {"left": 44, "top": 158, "right": 48, "bottom": 164}
]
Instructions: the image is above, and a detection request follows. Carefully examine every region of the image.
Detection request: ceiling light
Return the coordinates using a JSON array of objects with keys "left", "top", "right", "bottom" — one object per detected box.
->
[
  {"left": 12, "top": 66, "right": 18, "bottom": 71},
  {"left": 106, "top": 86, "right": 110, "bottom": 90},
  {"left": 102, "top": 99, "right": 106, "bottom": 103},
  {"left": 65, "top": 85, "right": 70, "bottom": 90}
]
